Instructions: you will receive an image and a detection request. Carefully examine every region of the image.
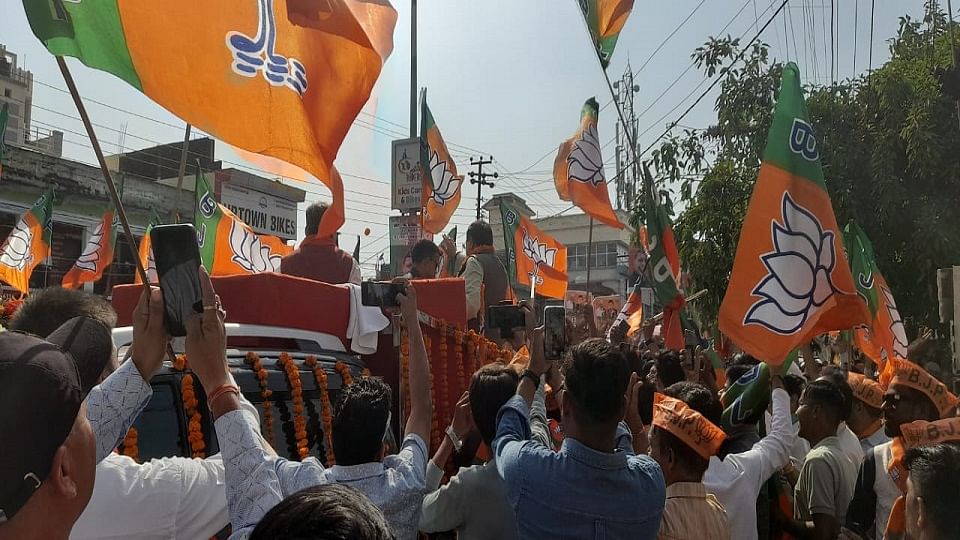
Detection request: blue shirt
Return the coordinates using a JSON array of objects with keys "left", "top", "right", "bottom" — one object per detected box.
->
[{"left": 493, "top": 395, "right": 666, "bottom": 540}]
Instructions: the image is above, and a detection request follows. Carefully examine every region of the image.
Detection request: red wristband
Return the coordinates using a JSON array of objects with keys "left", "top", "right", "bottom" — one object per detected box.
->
[{"left": 207, "top": 383, "right": 241, "bottom": 406}]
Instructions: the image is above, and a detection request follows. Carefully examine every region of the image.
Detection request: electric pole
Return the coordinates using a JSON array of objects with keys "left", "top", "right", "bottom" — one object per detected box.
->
[
  {"left": 613, "top": 62, "right": 640, "bottom": 211},
  {"left": 468, "top": 156, "right": 497, "bottom": 220}
]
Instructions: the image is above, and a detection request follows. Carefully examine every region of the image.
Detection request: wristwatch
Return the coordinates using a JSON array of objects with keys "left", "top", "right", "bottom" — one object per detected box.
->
[
  {"left": 445, "top": 425, "right": 463, "bottom": 452},
  {"left": 520, "top": 369, "right": 541, "bottom": 387}
]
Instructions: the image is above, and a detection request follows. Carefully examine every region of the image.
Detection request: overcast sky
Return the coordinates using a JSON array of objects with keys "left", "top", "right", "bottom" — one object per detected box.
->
[{"left": 0, "top": 0, "right": 929, "bottom": 271}]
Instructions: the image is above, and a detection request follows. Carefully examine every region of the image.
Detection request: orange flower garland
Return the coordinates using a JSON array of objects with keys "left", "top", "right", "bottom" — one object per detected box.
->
[
  {"left": 361, "top": 368, "right": 372, "bottom": 378},
  {"left": 120, "top": 427, "right": 139, "bottom": 462},
  {"left": 437, "top": 320, "right": 450, "bottom": 432},
  {"left": 335, "top": 361, "right": 354, "bottom": 387},
  {"left": 454, "top": 328, "right": 467, "bottom": 396},
  {"left": 245, "top": 352, "right": 275, "bottom": 448},
  {"left": 182, "top": 373, "right": 206, "bottom": 458},
  {"left": 304, "top": 356, "right": 336, "bottom": 466},
  {"left": 278, "top": 353, "right": 310, "bottom": 460},
  {"left": 400, "top": 329, "right": 412, "bottom": 423},
  {"left": 465, "top": 331, "right": 479, "bottom": 386}
]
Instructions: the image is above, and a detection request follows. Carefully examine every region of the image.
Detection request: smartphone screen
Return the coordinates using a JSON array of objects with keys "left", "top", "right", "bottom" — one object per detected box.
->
[
  {"left": 544, "top": 306, "right": 566, "bottom": 361},
  {"left": 487, "top": 305, "right": 525, "bottom": 339},
  {"left": 361, "top": 281, "right": 403, "bottom": 308},
  {"left": 151, "top": 224, "right": 203, "bottom": 337}
]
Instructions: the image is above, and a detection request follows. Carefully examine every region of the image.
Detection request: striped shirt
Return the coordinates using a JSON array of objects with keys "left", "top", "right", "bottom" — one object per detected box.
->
[{"left": 657, "top": 482, "right": 731, "bottom": 540}]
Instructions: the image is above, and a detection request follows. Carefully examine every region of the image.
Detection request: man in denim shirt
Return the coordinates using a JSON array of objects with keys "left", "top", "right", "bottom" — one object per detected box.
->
[{"left": 494, "top": 335, "right": 666, "bottom": 539}]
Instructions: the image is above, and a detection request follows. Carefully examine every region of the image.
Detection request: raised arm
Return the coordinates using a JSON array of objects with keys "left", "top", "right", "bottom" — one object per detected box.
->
[
  {"left": 726, "top": 376, "right": 795, "bottom": 494},
  {"left": 399, "top": 282, "right": 433, "bottom": 443},
  {"left": 87, "top": 286, "right": 168, "bottom": 461}
]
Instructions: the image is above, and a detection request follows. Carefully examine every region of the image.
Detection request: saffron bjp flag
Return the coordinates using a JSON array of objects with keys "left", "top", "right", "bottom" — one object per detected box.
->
[
  {"left": 134, "top": 213, "right": 161, "bottom": 285},
  {"left": 62, "top": 207, "right": 120, "bottom": 288},
  {"left": 23, "top": 0, "right": 398, "bottom": 237},
  {"left": 578, "top": 0, "right": 635, "bottom": 68},
  {"left": 499, "top": 202, "right": 568, "bottom": 300},
  {"left": 0, "top": 188, "right": 54, "bottom": 294},
  {"left": 643, "top": 168, "right": 686, "bottom": 351},
  {"left": 843, "top": 221, "right": 908, "bottom": 367},
  {"left": 195, "top": 171, "right": 293, "bottom": 276},
  {"left": 719, "top": 63, "right": 868, "bottom": 365},
  {"left": 420, "top": 89, "right": 463, "bottom": 234},
  {"left": 553, "top": 98, "right": 623, "bottom": 229},
  {"left": 608, "top": 278, "right": 644, "bottom": 340}
]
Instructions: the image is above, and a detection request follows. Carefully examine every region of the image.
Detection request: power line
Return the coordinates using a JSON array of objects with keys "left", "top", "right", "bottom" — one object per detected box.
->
[
  {"left": 614, "top": 0, "right": 791, "bottom": 185},
  {"left": 830, "top": 0, "right": 836, "bottom": 82},
  {"left": 637, "top": 0, "right": 710, "bottom": 74}
]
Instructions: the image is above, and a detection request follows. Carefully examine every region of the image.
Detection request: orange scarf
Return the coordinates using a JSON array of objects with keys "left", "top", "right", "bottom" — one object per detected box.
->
[{"left": 884, "top": 437, "right": 908, "bottom": 539}]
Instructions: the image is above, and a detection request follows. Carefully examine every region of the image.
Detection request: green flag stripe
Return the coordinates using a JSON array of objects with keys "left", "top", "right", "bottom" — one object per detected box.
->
[
  {"left": 499, "top": 202, "right": 521, "bottom": 283},
  {"left": 842, "top": 221, "right": 879, "bottom": 316},
  {"left": 22, "top": 0, "right": 142, "bottom": 90},
  {"left": 194, "top": 171, "right": 222, "bottom": 269},
  {"left": 762, "top": 63, "right": 825, "bottom": 188}
]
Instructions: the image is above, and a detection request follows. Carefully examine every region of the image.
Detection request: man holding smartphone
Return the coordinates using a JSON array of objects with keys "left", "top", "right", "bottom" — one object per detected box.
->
[
  {"left": 281, "top": 202, "right": 361, "bottom": 285},
  {"left": 188, "top": 271, "right": 433, "bottom": 540}
]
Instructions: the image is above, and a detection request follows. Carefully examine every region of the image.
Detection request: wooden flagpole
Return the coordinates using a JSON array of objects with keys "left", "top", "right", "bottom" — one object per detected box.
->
[
  {"left": 173, "top": 123, "right": 193, "bottom": 224},
  {"left": 57, "top": 57, "right": 150, "bottom": 287}
]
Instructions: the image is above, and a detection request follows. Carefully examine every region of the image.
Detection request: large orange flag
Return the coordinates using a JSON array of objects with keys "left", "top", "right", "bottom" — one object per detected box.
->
[
  {"left": 719, "top": 64, "right": 868, "bottom": 365},
  {"left": 420, "top": 89, "right": 463, "bottom": 234},
  {"left": 553, "top": 98, "right": 624, "bottom": 229},
  {"left": 0, "top": 189, "right": 54, "bottom": 295},
  {"left": 24, "top": 0, "right": 398, "bottom": 237},
  {"left": 499, "top": 202, "right": 568, "bottom": 299}
]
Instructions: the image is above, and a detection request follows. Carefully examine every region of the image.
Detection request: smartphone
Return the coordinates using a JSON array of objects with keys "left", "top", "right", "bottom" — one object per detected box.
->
[
  {"left": 487, "top": 304, "right": 525, "bottom": 339},
  {"left": 448, "top": 226, "right": 457, "bottom": 243},
  {"left": 361, "top": 281, "right": 405, "bottom": 308},
  {"left": 544, "top": 306, "right": 566, "bottom": 361},
  {"left": 151, "top": 224, "right": 203, "bottom": 337}
]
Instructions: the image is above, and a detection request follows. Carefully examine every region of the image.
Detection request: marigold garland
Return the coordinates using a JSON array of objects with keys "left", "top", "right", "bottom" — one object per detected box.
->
[
  {"left": 120, "top": 427, "right": 139, "bottom": 462},
  {"left": 454, "top": 328, "right": 466, "bottom": 396},
  {"left": 245, "top": 351, "right": 275, "bottom": 448},
  {"left": 465, "top": 331, "right": 479, "bottom": 386},
  {"left": 181, "top": 373, "right": 206, "bottom": 458},
  {"left": 437, "top": 320, "right": 450, "bottom": 432},
  {"left": 361, "top": 368, "right": 372, "bottom": 378},
  {"left": 304, "top": 356, "right": 336, "bottom": 466},
  {"left": 278, "top": 353, "right": 310, "bottom": 460},
  {"left": 400, "top": 329, "right": 412, "bottom": 423},
  {"left": 335, "top": 361, "right": 354, "bottom": 387}
]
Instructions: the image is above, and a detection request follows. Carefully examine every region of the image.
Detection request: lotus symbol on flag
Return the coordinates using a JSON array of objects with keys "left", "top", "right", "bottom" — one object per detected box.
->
[
  {"left": 0, "top": 218, "right": 34, "bottom": 271},
  {"left": 228, "top": 220, "right": 282, "bottom": 273},
  {"left": 522, "top": 229, "right": 556, "bottom": 284},
  {"left": 567, "top": 124, "right": 606, "bottom": 186},
  {"left": 744, "top": 193, "right": 839, "bottom": 335},
  {"left": 881, "top": 285, "right": 908, "bottom": 356},
  {"left": 74, "top": 222, "right": 105, "bottom": 273},
  {"left": 428, "top": 151, "right": 461, "bottom": 206}
]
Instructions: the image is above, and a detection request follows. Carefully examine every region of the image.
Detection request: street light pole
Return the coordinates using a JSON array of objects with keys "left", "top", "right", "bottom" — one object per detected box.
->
[{"left": 468, "top": 156, "right": 497, "bottom": 220}]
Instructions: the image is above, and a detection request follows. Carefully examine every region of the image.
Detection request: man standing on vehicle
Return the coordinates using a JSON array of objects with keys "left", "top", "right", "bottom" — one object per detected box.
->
[
  {"left": 442, "top": 220, "right": 510, "bottom": 339},
  {"left": 281, "top": 202, "right": 361, "bottom": 285}
]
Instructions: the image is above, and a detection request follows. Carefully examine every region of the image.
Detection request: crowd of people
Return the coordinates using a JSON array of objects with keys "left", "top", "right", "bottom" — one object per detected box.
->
[{"left": 2, "top": 215, "right": 960, "bottom": 540}]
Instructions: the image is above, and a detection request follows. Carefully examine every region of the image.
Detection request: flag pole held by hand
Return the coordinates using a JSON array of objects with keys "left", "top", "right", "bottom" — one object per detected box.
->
[{"left": 57, "top": 57, "right": 150, "bottom": 287}]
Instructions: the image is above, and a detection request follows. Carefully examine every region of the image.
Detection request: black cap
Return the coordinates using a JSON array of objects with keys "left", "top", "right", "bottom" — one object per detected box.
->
[{"left": 0, "top": 316, "right": 113, "bottom": 523}]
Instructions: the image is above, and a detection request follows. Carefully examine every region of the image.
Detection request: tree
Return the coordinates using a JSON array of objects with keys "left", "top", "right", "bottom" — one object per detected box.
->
[{"left": 634, "top": 1, "right": 960, "bottom": 337}]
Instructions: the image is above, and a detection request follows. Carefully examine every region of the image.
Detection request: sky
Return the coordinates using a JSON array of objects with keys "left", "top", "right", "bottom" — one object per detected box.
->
[{"left": 0, "top": 0, "right": 930, "bottom": 274}]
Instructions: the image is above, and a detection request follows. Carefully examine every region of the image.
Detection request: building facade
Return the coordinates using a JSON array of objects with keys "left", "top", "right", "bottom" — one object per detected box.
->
[{"left": 1, "top": 43, "right": 63, "bottom": 158}]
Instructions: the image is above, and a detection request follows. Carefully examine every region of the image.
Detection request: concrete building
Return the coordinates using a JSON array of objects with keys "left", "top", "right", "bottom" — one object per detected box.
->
[
  {"left": 484, "top": 193, "right": 635, "bottom": 297},
  {"left": 1, "top": 43, "right": 63, "bottom": 158},
  {"left": 1, "top": 136, "right": 305, "bottom": 296}
]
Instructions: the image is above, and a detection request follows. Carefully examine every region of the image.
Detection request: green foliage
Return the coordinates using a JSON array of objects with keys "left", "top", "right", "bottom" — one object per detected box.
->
[{"left": 634, "top": 2, "right": 960, "bottom": 335}]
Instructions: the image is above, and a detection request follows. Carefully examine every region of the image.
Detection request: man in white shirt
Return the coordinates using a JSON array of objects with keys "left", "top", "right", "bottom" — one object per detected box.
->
[
  {"left": 186, "top": 272, "right": 432, "bottom": 540},
  {"left": 703, "top": 373, "right": 795, "bottom": 540},
  {"left": 818, "top": 367, "right": 867, "bottom": 468}
]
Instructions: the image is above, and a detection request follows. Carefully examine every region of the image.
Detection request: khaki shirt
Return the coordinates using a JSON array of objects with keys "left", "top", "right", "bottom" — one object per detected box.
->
[
  {"left": 657, "top": 482, "right": 731, "bottom": 540},
  {"left": 794, "top": 436, "right": 859, "bottom": 523}
]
